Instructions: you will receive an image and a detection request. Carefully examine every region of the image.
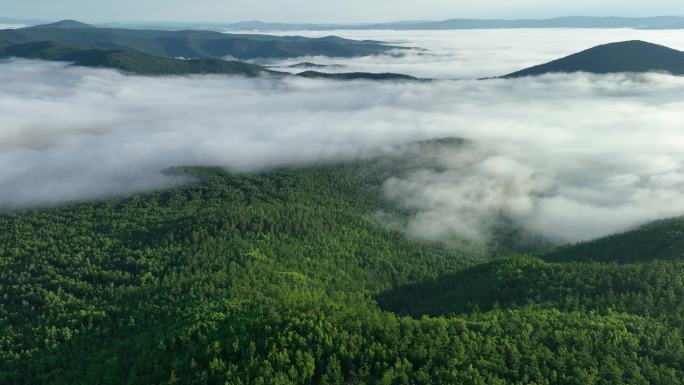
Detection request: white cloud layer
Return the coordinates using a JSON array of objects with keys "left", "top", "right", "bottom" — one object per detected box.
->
[
  {"left": 2, "top": 28, "right": 684, "bottom": 243},
  {"left": 0, "top": 23, "right": 26, "bottom": 29},
  {"left": 252, "top": 28, "right": 684, "bottom": 79}
]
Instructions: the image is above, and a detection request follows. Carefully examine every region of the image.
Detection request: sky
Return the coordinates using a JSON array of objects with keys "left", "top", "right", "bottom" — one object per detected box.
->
[{"left": 1, "top": 0, "right": 684, "bottom": 23}]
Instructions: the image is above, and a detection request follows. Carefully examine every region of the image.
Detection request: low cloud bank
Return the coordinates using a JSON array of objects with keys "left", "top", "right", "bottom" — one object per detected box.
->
[
  {"left": 2, "top": 59, "right": 684, "bottom": 243},
  {"left": 0, "top": 23, "right": 26, "bottom": 30},
  {"left": 254, "top": 29, "right": 684, "bottom": 79}
]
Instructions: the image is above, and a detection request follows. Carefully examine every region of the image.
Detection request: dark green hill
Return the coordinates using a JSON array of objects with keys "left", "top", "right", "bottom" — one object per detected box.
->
[
  {"left": 27, "top": 20, "right": 95, "bottom": 29},
  {"left": 377, "top": 255, "right": 684, "bottom": 319},
  {"left": 1, "top": 41, "right": 422, "bottom": 79},
  {"left": 2, "top": 163, "right": 684, "bottom": 384},
  {"left": 287, "top": 61, "right": 342, "bottom": 69},
  {"left": 0, "top": 41, "right": 274, "bottom": 76},
  {"left": 0, "top": 41, "right": 419, "bottom": 81},
  {"left": 505, "top": 40, "right": 684, "bottom": 77},
  {"left": 0, "top": 20, "right": 396, "bottom": 60},
  {"left": 541, "top": 217, "right": 684, "bottom": 263},
  {"left": 297, "top": 70, "right": 419, "bottom": 81}
]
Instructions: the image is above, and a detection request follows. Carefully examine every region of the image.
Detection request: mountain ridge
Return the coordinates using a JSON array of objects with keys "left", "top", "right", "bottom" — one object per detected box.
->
[
  {"left": 95, "top": 16, "right": 684, "bottom": 31},
  {"left": 0, "top": 40, "right": 276, "bottom": 76},
  {"left": 505, "top": 40, "right": 684, "bottom": 77},
  {"left": 0, "top": 40, "right": 415, "bottom": 80},
  {"left": 0, "top": 20, "right": 397, "bottom": 60},
  {"left": 27, "top": 20, "right": 95, "bottom": 29}
]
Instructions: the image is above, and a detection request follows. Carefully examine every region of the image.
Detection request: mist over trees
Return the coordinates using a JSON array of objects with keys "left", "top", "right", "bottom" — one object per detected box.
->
[
  {"left": 3, "top": 21, "right": 684, "bottom": 385},
  {"left": 3, "top": 166, "right": 684, "bottom": 384}
]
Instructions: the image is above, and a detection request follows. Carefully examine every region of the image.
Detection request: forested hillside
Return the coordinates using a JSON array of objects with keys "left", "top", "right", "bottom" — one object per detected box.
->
[
  {"left": 0, "top": 41, "right": 413, "bottom": 78},
  {"left": 296, "top": 70, "right": 419, "bottom": 81},
  {"left": 2, "top": 157, "right": 684, "bottom": 384},
  {"left": 0, "top": 21, "right": 395, "bottom": 60},
  {"left": 542, "top": 217, "right": 684, "bottom": 263},
  {"left": 0, "top": 41, "right": 275, "bottom": 76},
  {"left": 505, "top": 40, "right": 684, "bottom": 77}
]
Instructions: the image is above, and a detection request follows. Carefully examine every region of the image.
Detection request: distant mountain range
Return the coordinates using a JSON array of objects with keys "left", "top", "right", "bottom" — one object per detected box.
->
[
  {"left": 297, "top": 70, "right": 418, "bottom": 81},
  {"left": 0, "top": 40, "right": 421, "bottom": 80},
  {"left": 27, "top": 20, "right": 95, "bottom": 29},
  {"left": 0, "top": 21, "right": 417, "bottom": 80},
  {"left": 7, "top": 16, "right": 684, "bottom": 32},
  {"left": 88, "top": 16, "right": 684, "bottom": 31},
  {"left": 505, "top": 40, "right": 684, "bottom": 77},
  {"left": 0, "top": 20, "right": 396, "bottom": 60},
  {"left": 219, "top": 16, "right": 684, "bottom": 31},
  {"left": 0, "top": 41, "right": 274, "bottom": 76},
  {"left": 5, "top": 21, "right": 684, "bottom": 80},
  {"left": 643, "top": 22, "right": 684, "bottom": 30}
]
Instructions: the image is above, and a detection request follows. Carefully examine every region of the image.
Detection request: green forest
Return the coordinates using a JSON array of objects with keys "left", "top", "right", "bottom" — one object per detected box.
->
[
  {"left": 0, "top": 21, "right": 410, "bottom": 78},
  {"left": 2, "top": 156, "right": 684, "bottom": 384}
]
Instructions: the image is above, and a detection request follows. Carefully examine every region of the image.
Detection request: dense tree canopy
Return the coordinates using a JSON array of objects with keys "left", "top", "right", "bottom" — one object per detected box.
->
[{"left": 1, "top": 164, "right": 683, "bottom": 384}]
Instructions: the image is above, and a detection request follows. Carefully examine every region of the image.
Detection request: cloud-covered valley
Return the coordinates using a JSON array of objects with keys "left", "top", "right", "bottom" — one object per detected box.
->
[
  {"left": 2, "top": 50, "right": 684, "bottom": 243},
  {"left": 258, "top": 28, "right": 684, "bottom": 79}
]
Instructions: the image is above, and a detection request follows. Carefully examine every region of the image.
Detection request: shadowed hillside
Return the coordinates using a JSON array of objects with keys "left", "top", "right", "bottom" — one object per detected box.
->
[
  {"left": 27, "top": 20, "right": 95, "bottom": 29},
  {"left": 0, "top": 41, "right": 275, "bottom": 76},
  {"left": 505, "top": 40, "right": 684, "bottom": 77},
  {"left": 377, "top": 255, "right": 684, "bottom": 318},
  {"left": 3, "top": 163, "right": 684, "bottom": 384},
  {"left": 297, "top": 70, "right": 419, "bottom": 81},
  {"left": 0, "top": 20, "right": 397, "bottom": 60},
  {"left": 541, "top": 217, "right": 684, "bottom": 263},
  {"left": 378, "top": 214, "right": 684, "bottom": 320}
]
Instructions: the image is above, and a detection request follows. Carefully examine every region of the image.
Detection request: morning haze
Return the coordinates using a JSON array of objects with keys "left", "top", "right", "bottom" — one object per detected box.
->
[
  {"left": 2, "top": 0, "right": 684, "bottom": 23},
  {"left": 4, "top": 1, "right": 684, "bottom": 384}
]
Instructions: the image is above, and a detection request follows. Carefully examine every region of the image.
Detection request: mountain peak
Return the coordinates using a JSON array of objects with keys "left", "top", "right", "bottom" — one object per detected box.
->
[
  {"left": 28, "top": 20, "right": 95, "bottom": 30},
  {"left": 505, "top": 40, "right": 684, "bottom": 77}
]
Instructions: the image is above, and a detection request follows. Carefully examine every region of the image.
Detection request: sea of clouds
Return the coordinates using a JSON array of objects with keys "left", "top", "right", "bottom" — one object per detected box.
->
[
  {"left": 2, "top": 29, "right": 684, "bottom": 243},
  {"left": 251, "top": 28, "right": 684, "bottom": 79}
]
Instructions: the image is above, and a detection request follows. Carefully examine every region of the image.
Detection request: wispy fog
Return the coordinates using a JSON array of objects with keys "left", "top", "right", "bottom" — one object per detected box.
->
[
  {"left": 2, "top": 37, "right": 684, "bottom": 242},
  {"left": 251, "top": 29, "right": 684, "bottom": 79},
  {"left": 0, "top": 24, "right": 26, "bottom": 29}
]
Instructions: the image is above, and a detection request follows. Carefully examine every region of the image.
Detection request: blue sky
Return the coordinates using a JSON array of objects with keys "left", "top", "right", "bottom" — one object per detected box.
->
[{"left": 1, "top": 0, "right": 683, "bottom": 23}]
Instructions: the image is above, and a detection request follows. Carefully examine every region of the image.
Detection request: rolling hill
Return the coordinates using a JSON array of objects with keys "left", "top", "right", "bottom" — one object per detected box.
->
[
  {"left": 27, "top": 19, "right": 95, "bottom": 29},
  {"left": 0, "top": 20, "right": 397, "bottom": 60},
  {"left": 0, "top": 40, "right": 413, "bottom": 79},
  {"left": 0, "top": 20, "right": 416, "bottom": 79},
  {"left": 378, "top": 214, "right": 684, "bottom": 318},
  {"left": 131, "top": 16, "right": 684, "bottom": 31},
  {"left": 541, "top": 217, "right": 684, "bottom": 263},
  {"left": 0, "top": 41, "right": 275, "bottom": 76},
  {"left": 11, "top": 16, "right": 684, "bottom": 32},
  {"left": 2, "top": 140, "right": 684, "bottom": 384},
  {"left": 505, "top": 40, "right": 684, "bottom": 77},
  {"left": 296, "top": 70, "right": 419, "bottom": 81}
]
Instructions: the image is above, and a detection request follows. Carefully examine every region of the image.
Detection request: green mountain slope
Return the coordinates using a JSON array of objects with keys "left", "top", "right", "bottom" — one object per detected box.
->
[
  {"left": 505, "top": 40, "right": 684, "bottom": 77},
  {"left": 297, "top": 70, "right": 419, "bottom": 81},
  {"left": 0, "top": 41, "right": 275, "bottom": 76},
  {"left": 0, "top": 20, "right": 396, "bottom": 60},
  {"left": 541, "top": 217, "right": 684, "bottom": 263},
  {"left": 0, "top": 41, "right": 418, "bottom": 79},
  {"left": 2, "top": 150, "right": 684, "bottom": 384},
  {"left": 377, "top": 214, "right": 684, "bottom": 319},
  {"left": 27, "top": 20, "right": 95, "bottom": 30},
  {"left": 377, "top": 255, "right": 684, "bottom": 319}
]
